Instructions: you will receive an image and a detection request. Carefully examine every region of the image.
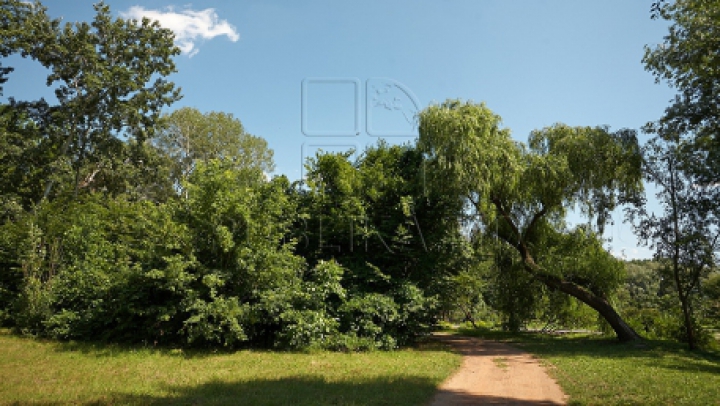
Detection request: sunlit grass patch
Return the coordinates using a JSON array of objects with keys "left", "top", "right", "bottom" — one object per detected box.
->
[{"left": 0, "top": 330, "right": 461, "bottom": 405}]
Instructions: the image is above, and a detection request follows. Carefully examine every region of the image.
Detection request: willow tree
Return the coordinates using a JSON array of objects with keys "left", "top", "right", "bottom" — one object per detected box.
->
[{"left": 418, "top": 100, "right": 644, "bottom": 341}]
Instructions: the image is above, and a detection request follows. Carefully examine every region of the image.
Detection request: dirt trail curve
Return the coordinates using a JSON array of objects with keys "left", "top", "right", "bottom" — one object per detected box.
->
[{"left": 429, "top": 334, "right": 567, "bottom": 406}]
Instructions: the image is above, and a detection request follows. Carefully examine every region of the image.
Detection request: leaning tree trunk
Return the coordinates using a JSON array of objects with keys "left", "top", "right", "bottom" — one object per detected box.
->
[
  {"left": 532, "top": 271, "right": 642, "bottom": 342},
  {"left": 492, "top": 201, "right": 643, "bottom": 342}
]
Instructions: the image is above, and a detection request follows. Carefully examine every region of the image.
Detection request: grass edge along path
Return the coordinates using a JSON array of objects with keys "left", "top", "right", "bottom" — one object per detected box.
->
[
  {"left": 459, "top": 328, "right": 720, "bottom": 406},
  {"left": 0, "top": 329, "right": 461, "bottom": 406}
]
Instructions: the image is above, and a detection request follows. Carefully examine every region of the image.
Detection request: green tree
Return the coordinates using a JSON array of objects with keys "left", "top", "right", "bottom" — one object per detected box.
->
[
  {"left": 633, "top": 137, "right": 719, "bottom": 349},
  {"left": 418, "top": 100, "right": 644, "bottom": 342},
  {"left": 644, "top": 0, "right": 720, "bottom": 183},
  {"left": 642, "top": 0, "right": 720, "bottom": 348},
  {"left": 296, "top": 142, "right": 468, "bottom": 344},
  {"left": 155, "top": 107, "right": 274, "bottom": 197},
  {"left": 0, "top": 0, "right": 181, "bottom": 202},
  {"left": 299, "top": 142, "right": 466, "bottom": 289},
  {"left": 177, "top": 160, "right": 305, "bottom": 347}
]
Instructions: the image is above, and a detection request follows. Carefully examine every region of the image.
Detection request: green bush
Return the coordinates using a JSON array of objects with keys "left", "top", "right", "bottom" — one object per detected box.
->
[
  {"left": 13, "top": 275, "right": 54, "bottom": 336},
  {"left": 391, "top": 282, "right": 438, "bottom": 345},
  {"left": 0, "top": 159, "right": 444, "bottom": 350},
  {"left": 275, "top": 309, "right": 339, "bottom": 349}
]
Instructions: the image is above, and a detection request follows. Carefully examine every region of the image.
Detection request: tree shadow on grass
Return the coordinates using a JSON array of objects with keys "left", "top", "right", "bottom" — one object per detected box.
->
[
  {"left": 4, "top": 378, "right": 570, "bottom": 406},
  {"left": 47, "top": 334, "right": 323, "bottom": 358},
  {"left": 459, "top": 331, "right": 720, "bottom": 376},
  {"left": 7, "top": 376, "right": 444, "bottom": 406}
]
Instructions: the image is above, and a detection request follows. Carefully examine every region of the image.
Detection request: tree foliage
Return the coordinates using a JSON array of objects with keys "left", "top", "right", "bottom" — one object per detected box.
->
[
  {"left": 644, "top": 0, "right": 720, "bottom": 182},
  {"left": 632, "top": 137, "right": 719, "bottom": 349},
  {"left": 155, "top": 107, "right": 274, "bottom": 196},
  {"left": 295, "top": 141, "right": 469, "bottom": 345},
  {"left": 418, "top": 100, "right": 643, "bottom": 341},
  {"left": 0, "top": 0, "right": 180, "bottom": 202},
  {"left": 0, "top": 155, "right": 455, "bottom": 349}
]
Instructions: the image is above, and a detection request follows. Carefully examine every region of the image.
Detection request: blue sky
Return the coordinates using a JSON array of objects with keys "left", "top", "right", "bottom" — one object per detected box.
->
[{"left": 4, "top": 0, "right": 676, "bottom": 259}]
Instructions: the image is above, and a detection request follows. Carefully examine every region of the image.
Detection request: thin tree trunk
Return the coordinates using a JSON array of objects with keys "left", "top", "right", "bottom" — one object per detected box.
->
[
  {"left": 668, "top": 156, "right": 696, "bottom": 350},
  {"left": 679, "top": 293, "right": 696, "bottom": 350}
]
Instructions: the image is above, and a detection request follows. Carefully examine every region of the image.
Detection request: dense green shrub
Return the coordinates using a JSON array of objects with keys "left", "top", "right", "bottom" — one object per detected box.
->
[{"left": 0, "top": 159, "right": 440, "bottom": 350}]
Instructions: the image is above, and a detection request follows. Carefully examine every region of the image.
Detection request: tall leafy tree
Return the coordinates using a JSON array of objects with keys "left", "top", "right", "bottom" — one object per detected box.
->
[
  {"left": 155, "top": 107, "right": 274, "bottom": 197},
  {"left": 418, "top": 100, "right": 644, "bottom": 342},
  {"left": 642, "top": 0, "right": 720, "bottom": 348},
  {"left": 0, "top": 0, "right": 181, "bottom": 201},
  {"left": 644, "top": 0, "right": 720, "bottom": 183},
  {"left": 299, "top": 142, "right": 466, "bottom": 291},
  {"left": 633, "top": 137, "right": 719, "bottom": 349}
]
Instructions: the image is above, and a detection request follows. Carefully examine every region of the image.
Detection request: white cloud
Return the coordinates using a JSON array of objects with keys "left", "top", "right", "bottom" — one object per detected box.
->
[{"left": 122, "top": 6, "right": 239, "bottom": 57}]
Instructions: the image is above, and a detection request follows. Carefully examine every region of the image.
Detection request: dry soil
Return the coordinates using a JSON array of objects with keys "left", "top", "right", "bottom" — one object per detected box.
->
[{"left": 429, "top": 334, "right": 567, "bottom": 406}]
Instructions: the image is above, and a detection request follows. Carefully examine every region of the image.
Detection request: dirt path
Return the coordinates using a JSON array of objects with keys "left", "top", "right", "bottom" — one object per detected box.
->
[{"left": 429, "top": 334, "right": 567, "bottom": 405}]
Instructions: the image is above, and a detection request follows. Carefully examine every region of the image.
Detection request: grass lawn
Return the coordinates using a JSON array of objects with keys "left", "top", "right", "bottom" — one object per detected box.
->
[
  {"left": 5, "top": 326, "right": 719, "bottom": 406},
  {"left": 461, "top": 328, "right": 720, "bottom": 406},
  {"left": 0, "top": 329, "right": 461, "bottom": 406}
]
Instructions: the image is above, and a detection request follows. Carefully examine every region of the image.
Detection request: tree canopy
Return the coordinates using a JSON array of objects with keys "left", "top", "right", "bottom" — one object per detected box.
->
[
  {"left": 644, "top": 0, "right": 720, "bottom": 182},
  {"left": 0, "top": 0, "right": 180, "bottom": 203},
  {"left": 155, "top": 107, "right": 274, "bottom": 196},
  {"left": 418, "top": 100, "right": 644, "bottom": 341}
]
